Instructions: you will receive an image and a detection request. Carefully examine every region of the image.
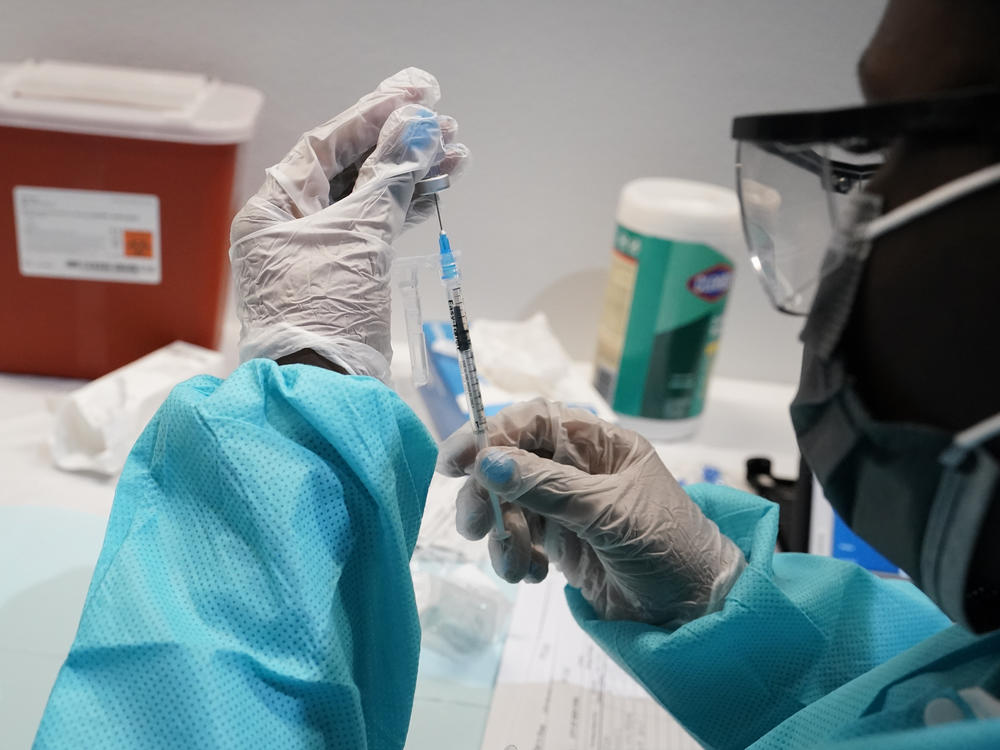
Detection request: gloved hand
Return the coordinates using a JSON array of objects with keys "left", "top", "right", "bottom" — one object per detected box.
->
[
  {"left": 437, "top": 400, "right": 747, "bottom": 627},
  {"left": 230, "top": 68, "right": 469, "bottom": 382}
]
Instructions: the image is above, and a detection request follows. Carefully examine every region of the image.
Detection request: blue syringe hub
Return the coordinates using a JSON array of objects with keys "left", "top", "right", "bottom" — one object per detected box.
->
[{"left": 439, "top": 231, "right": 459, "bottom": 281}]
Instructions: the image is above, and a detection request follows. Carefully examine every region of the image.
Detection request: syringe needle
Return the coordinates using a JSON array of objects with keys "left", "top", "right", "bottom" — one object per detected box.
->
[{"left": 433, "top": 193, "right": 444, "bottom": 232}]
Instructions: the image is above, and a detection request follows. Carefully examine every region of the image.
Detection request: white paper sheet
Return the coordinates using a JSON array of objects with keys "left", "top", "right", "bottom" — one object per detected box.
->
[{"left": 480, "top": 572, "right": 701, "bottom": 750}]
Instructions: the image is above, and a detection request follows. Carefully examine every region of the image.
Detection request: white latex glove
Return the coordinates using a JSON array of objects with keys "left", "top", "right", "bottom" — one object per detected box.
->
[
  {"left": 230, "top": 68, "right": 469, "bottom": 381},
  {"left": 437, "top": 400, "right": 747, "bottom": 627}
]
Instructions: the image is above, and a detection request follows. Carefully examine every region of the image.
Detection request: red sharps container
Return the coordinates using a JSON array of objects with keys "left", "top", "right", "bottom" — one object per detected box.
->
[{"left": 0, "top": 60, "right": 263, "bottom": 378}]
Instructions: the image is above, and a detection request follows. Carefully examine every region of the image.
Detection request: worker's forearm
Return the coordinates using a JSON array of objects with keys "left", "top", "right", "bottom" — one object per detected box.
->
[
  {"left": 569, "top": 483, "right": 952, "bottom": 750},
  {"left": 275, "top": 348, "right": 349, "bottom": 374}
]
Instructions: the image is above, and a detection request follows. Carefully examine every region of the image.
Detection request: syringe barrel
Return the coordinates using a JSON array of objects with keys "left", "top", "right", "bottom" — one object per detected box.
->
[
  {"left": 438, "top": 241, "right": 510, "bottom": 539},
  {"left": 446, "top": 284, "right": 472, "bottom": 354},
  {"left": 473, "top": 421, "right": 490, "bottom": 453},
  {"left": 448, "top": 287, "right": 490, "bottom": 437},
  {"left": 459, "top": 349, "right": 488, "bottom": 433}
]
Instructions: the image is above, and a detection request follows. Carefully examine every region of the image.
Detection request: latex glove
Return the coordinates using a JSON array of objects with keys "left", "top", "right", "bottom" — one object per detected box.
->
[
  {"left": 437, "top": 400, "right": 747, "bottom": 627},
  {"left": 230, "top": 68, "right": 469, "bottom": 382}
]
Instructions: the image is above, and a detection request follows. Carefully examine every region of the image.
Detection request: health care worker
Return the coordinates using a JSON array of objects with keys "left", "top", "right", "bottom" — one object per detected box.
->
[
  {"left": 34, "top": 70, "right": 471, "bottom": 749},
  {"left": 441, "top": 2, "right": 1000, "bottom": 748},
  {"left": 33, "top": 2, "right": 1000, "bottom": 749}
]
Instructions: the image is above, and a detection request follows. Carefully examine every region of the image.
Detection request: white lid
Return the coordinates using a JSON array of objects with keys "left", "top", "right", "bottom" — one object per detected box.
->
[
  {"left": 0, "top": 60, "right": 263, "bottom": 144},
  {"left": 617, "top": 178, "right": 741, "bottom": 250}
]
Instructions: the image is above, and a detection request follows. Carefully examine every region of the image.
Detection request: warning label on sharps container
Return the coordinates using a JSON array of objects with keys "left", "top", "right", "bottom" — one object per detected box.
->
[{"left": 13, "top": 186, "right": 161, "bottom": 284}]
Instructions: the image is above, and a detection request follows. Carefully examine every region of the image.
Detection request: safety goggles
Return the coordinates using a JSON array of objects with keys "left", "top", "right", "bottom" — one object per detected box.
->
[{"left": 732, "top": 87, "right": 1000, "bottom": 315}]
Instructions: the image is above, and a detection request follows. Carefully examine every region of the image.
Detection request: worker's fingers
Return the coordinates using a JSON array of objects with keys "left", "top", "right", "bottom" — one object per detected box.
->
[
  {"left": 436, "top": 397, "right": 560, "bottom": 477},
  {"left": 404, "top": 142, "right": 471, "bottom": 230},
  {"left": 325, "top": 110, "right": 455, "bottom": 211},
  {"left": 353, "top": 113, "right": 456, "bottom": 193},
  {"left": 524, "top": 513, "right": 550, "bottom": 583},
  {"left": 473, "top": 446, "right": 611, "bottom": 540},
  {"left": 559, "top": 411, "right": 654, "bottom": 475},
  {"left": 541, "top": 522, "right": 604, "bottom": 600},
  {"left": 559, "top": 533, "right": 588, "bottom": 590},
  {"left": 486, "top": 502, "right": 534, "bottom": 583},
  {"left": 234, "top": 114, "right": 463, "bottom": 248},
  {"left": 455, "top": 479, "right": 493, "bottom": 540},
  {"left": 263, "top": 68, "right": 439, "bottom": 218},
  {"left": 315, "top": 105, "right": 443, "bottom": 247},
  {"left": 543, "top": 520, "right": 578, "bottom": 573},
  {"left": 438, "top": 113, "right": 459, "bottom": 146},
  {"left": 437, "top": 398, "right": 646, "bottom": 478},
  {"left": 574, "top": 544, "right": 612, "bottom": 614},
  {"left": 456, "top": 476, "right": 549, "bottom": 583},
  {"left": 437, "top": 142, "right": 471, "bottom": 180},
  {"left": 437, "top": 424, "right": 487, "bottom": 478}
]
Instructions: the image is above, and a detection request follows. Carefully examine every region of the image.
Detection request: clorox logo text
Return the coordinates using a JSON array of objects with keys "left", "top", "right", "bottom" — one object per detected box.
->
[{"left": 687, "top": 264, "right": 733, "bottom": 302}]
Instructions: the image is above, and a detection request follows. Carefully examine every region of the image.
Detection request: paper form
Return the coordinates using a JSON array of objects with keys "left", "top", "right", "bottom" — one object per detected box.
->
[{"left": 479, "top": 572, "right": 701, "bottom": 750}]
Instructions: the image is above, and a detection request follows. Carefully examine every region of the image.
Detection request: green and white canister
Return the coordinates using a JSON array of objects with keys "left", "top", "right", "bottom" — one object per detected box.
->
[{"left": 593, "top": 178, "right": 740, "bottom": 440}]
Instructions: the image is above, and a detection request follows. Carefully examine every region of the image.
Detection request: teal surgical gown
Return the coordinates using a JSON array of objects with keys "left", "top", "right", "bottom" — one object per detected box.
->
[
  {"left": 34, "top": 361, "right": 436, "bottom": 749},
  {"left": 34, "top": 361, "right": 1000, "bottom": 748},
  {"left": 572, "top": 483, "right": 1000, "bottom": 748}
]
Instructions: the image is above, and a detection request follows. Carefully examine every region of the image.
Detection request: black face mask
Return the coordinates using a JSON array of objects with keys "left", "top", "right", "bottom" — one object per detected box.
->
[{"left": 788, "top": 175, "right": 1000, "bottom": 629}]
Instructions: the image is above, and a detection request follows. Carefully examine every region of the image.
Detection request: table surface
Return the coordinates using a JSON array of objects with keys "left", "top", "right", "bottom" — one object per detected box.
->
[{"left": 0, "top": 338, "right": 798, "bottom": 749}]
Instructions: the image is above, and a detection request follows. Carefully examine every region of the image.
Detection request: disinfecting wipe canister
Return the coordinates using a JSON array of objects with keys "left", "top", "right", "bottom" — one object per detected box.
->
[{"left": 594, "top": 178, "right": 740, "bottom": 440}]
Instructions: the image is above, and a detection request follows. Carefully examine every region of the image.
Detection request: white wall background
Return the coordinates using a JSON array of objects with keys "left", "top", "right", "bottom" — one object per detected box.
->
[{"left": 2, "top": 0, "right": 888, "bottom": 383}]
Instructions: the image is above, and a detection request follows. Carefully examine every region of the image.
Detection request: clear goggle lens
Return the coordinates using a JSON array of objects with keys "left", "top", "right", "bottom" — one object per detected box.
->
[{"left": 736, "top": 141, "right": 882, "bottom": 315}]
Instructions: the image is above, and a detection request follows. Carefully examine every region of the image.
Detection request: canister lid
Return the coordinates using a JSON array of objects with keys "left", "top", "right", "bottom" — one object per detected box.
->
[
  {"left": 413, "top": 174, "right": 451, "bottom": 196},
  {"left": 617, "top": 178, "right": 741, "bottom": 249},
  {"left": 0, "top": 60, "right": 263, "bottom": 144}
]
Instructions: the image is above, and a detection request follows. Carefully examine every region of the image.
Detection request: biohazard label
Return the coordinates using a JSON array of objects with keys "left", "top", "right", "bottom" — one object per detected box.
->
[{"left": 13, "top": 186, "right": 161, "bottom": 284}]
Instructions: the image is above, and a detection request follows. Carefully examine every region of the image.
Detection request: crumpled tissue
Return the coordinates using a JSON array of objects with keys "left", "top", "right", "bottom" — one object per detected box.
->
[
  {"left": 51, "top": 341, "right": 226, "bottom": 476},
  {"left": 469, "top": 312, "right": 617, "bottom": 421}
]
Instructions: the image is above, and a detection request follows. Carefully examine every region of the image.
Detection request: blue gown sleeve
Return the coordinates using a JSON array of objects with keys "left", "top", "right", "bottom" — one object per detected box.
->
[
  {"left": 34, "top": 360, "right": 437, "bottom": 750},
  {"left": 568, "top": 483, "right": 953, "bottom": 750}
]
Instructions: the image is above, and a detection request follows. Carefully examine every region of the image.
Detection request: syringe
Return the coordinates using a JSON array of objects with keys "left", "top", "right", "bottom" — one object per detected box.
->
[{"left": 414, "top": 175, "right": 509, "bottom": 540}]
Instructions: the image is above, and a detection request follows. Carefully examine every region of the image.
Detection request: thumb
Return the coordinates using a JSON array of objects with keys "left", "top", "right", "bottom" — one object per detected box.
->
[{"left": 475, "top": 447, "right": 611, "bottom": 536}]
